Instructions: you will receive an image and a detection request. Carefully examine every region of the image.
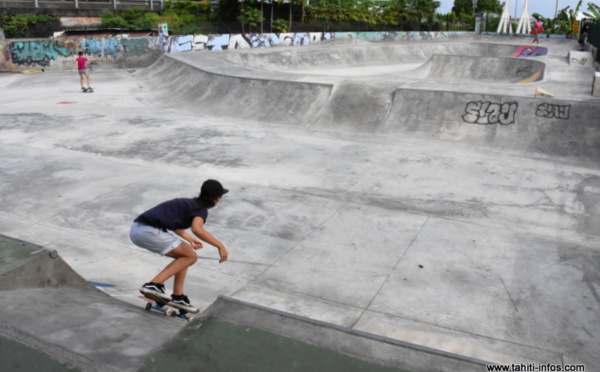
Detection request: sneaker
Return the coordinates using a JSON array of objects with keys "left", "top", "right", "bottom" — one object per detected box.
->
[
  {"left": 171, "top": 294, "right": 192, "bottom": 307},
  {"left": 140, "top": 282, "right": 169, "bottom": 300}
]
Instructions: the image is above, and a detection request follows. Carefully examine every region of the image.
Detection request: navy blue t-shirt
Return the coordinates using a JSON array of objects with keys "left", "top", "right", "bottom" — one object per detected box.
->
[{"left": 134, "top": 198, "right": 208, "bottom": 231}]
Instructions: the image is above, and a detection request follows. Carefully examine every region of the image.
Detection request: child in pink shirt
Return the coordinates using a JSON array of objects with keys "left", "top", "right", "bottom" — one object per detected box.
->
[{"left": 71, "top": 51, "right": 96, "bottom": 91}]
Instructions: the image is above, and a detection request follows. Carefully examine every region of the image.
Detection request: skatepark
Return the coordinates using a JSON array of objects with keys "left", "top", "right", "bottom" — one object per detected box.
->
[{"left": 1, "top": 35, "right": 600, "bottom": 371}]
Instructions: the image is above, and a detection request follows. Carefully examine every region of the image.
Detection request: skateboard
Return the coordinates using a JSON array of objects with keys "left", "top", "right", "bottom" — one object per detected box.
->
[
  {"left": 140, "top": 288, "right": 199, "bottom": 322},
  {"left": 81, "top": 87, "right": 94, "bottom": 93}
]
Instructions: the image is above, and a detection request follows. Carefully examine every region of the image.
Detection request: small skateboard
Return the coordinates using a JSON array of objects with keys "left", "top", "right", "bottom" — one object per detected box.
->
[
  {"left": 140, "top": 288, "right": 198, "bottom": 322},
  {"left": 81, "top": 87, "right": 94, "bottom": 93}
]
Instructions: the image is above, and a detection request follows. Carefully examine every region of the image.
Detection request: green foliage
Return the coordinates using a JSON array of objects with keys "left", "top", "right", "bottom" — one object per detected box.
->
[
  {"left": 272, "top": 18, "right": 289, "bottom": 32},
  {"left": 100, "top": 2, "right": 210, "bottom": 34},
  {"left": 452, "top": 0, "right": 502, "bottom": 16},
  {"left": 308, "top": 0, "right": 440, "bottom": 28},
  {"left": 237, "top": 3, "right": 265, "bottom": 30},
  {"left": 162, "top": 0, "right": 211, "bottom": 22},
  {"left": 101, "top": 9, "right": 159, "bottom": 29},
  {"left": 584, "top": 2, "right": 600, "bottom": 20},
  {"left": 0, "top": 14, "right": 57, "bottom": 38},
  {"left": 215, "top": 0, "right": 241, "bottom": 22},
  {"left": 550, "top": 0, "right": 583, "bottom": 36}
]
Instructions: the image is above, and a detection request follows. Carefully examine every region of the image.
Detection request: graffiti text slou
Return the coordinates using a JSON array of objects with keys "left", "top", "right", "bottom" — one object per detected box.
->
[
  {"left": 462, "top": 101, "right": 518, "bottom": 125},
  {"left": 536, "top": 103, "right": 571, "bottom": 120}
]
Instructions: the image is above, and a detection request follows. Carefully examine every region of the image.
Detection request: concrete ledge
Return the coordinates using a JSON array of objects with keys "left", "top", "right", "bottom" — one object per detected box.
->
[{"left": 568, "top": 50, "right": 592, "bottom": 67}]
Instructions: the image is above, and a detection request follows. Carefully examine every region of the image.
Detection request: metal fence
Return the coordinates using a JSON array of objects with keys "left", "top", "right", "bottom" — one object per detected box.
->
[
  {"left": 588, "top": 21, "right": 599, "bottom": 47},
  {"left": 585, "top": 20, "right": 599, "bottom": 64},
  {"left": 0, "top": 0, "right": 165, "bottom": 11}
]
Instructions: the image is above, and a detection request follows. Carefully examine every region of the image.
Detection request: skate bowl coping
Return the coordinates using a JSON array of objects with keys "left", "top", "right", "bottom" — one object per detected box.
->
[{"left": 217, "top": 41, "right": 545, "bottom": 83}]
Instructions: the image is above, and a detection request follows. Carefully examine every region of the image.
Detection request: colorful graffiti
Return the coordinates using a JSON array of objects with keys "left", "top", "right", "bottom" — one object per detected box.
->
[
  {"left": 10, "top": 40, "right": 69, "bottom": 66},
  {"left": 167, "top": 35, "right": 194, "bottom": 53},
  {"left": 7, "top": 37, "right": 155, "bottom": 67},
  {"left": 513, "top": 46, "right": 548, "bottom": 58},
  {"left": 2, "top": 31, "right": 472, "bottom": 69},
  {"left": 120, "top": 38, "right": 153, "bottom": 56}
]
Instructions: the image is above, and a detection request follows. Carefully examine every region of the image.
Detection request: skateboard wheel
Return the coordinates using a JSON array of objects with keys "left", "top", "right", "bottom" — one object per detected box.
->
[
  {"left": 187, "top": 316, "right": 194, "bottom": 322},
  {"left": 164, "top": 308, "right": 173, "bottom": 316},
  {"left": 145, "top": 303, "right": 152, "bottom": 311}
]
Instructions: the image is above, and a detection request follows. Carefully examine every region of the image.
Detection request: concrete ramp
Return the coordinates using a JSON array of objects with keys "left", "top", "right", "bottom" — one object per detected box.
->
[
  {"left": 0, "top": 235, "right": 493, "bottom": 372},
  {"left": 425, "top": 55, "right": 544, "bottom": 83},
  {"left": 0, "top": 236, "right": 94, "bottom": 292},
  {"left": 138, "top": 296, "right": 490, "bottom": 372},
  {"left": 383, "top": 89, "right": 600, "bottom": 160},
  {"left": 135, "top": 39, "right": 600, "bottom": 162},
  {"left": 0, "top": 235, "right": 182, "bottom": 372},
  {"left": 135, "top": 55, "right": 332, "bottom": 127},
  {"left": 221, "top": 42, "right": 536, "bottom": 71}
]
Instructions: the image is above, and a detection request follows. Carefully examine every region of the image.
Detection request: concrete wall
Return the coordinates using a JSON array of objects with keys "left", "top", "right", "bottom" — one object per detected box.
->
[{"left": 0, "top": 30, "right": 470, "bottom": 71}]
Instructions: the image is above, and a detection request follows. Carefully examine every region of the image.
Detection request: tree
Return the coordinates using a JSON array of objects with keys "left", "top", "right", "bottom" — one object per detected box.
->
[
  {"left": 584, "top": 2, "right": 600, "bottom": 20},
  {"left": 408, "top": 0, "right": 441, "bottom": 26},
  {"left": 238, "top": 2, "right": 265, "bottom": 33},
  {"left": 452, "top": 0, "right": 502, "bottom": 16}
]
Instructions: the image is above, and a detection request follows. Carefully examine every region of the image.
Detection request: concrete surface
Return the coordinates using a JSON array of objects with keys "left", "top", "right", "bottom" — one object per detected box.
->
[
  {"left": 139, "top": 296, "right": 488, "bottom": 372},
  {"left": 4, "top": 235, "right": 482, "bottom": 371},
  {"left": 1, "top": 35, "right": 600, "bottom": 371}
]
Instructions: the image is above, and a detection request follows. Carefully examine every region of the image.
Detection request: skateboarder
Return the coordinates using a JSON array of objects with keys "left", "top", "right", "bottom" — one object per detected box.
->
[
  {"left": 532, "top": 17, "right": 543, "bottom": 45},
  {"left": 71, "top": 51, "right": 95, "bottom": 91},
  {"left": 130, "top": 179, "right": 229, "bottom": 307},
  {"left": 579, "top": 19, "right": 590, "bottom": 50}
]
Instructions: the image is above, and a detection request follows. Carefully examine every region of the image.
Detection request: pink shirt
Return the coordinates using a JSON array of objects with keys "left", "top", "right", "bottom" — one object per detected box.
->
[{"left": 76, "top": 57, "right": 88, "bottom": 70}]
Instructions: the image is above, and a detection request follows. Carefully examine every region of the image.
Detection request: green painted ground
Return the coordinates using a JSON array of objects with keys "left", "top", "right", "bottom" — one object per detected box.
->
[
  {"left": 138, "top": 316, "right": 409, "bottom": 372},
  {"left": 0, "top": 335, "right": 81, "bottom": 372}
]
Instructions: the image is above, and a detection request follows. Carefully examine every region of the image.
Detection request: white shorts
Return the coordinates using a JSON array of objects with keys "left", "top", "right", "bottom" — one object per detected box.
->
[{"left": 130, "top": 222, "right": 181, "bottom": 255}]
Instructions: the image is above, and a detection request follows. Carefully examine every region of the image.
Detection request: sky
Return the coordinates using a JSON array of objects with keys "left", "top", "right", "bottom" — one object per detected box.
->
[{"left": 436, "top": 0, "right": 594, "bottom": 18}]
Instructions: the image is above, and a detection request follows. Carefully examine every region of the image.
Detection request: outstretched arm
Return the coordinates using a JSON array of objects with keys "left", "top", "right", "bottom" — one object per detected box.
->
[{"left": 191, "top": 216, "right": 228, "bottom": 263}]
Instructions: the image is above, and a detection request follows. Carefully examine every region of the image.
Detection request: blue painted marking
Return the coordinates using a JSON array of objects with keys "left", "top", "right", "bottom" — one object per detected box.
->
[{"left": 89, "top": 281, "right": 116, "bottom": 288}]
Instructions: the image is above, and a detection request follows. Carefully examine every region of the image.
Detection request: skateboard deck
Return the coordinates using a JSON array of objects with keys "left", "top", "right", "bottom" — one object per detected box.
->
[{"left": 140, "top": 288, "right": 199, "bottom": 322}]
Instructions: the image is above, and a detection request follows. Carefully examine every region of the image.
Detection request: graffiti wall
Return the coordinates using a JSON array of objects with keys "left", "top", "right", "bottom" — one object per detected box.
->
[
  {"left": 0, "top": 36, "right": 159, "bottom": 70},
  {"left": 0, "top": 31, "right": 471, "bottom": 71}
]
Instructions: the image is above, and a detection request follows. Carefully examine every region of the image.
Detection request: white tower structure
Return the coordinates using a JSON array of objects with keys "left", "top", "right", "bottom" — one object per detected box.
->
[
  {"left": 516, "top": 0, "right": 532, "bottom": 34},
  {"left": 497, "top": 0, "right": 513, "bottom": 34}
]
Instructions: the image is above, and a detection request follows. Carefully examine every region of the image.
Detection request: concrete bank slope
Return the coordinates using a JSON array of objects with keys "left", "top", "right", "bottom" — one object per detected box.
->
[
  {"left": 135, "top": 38, "right": 600, "bottom": 162},
  {"left": 0, "top": 235, "right": 488, "bottom": 372},
  {"left": 140, "top": 296, "right": 490, "bottom": 372},
  {"left": 0, "top": 235, "right": 181, "bottom": 372}
]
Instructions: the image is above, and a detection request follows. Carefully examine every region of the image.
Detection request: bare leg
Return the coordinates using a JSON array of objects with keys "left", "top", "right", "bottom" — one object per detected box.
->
[
  {"left": 85, "top": 72, "right": 91, "bottom": 88},
  {"left": 79, "top": 73, "right": 85, "bottom": 88},
  {"left": 173, "top": 267, "right": 188, "bottom": 296},
  {"left": 150, "top": 242, "right": 197, "bottom": 295}
]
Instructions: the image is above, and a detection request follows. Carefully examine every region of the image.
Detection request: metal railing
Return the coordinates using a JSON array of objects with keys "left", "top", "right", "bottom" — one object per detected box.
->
[{"left": 0, "top": 0, "right": 165, "bottom": 11}]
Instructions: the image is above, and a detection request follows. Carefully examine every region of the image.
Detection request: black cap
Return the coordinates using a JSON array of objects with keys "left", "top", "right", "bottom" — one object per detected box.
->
[{"left": 201, "top": 179, "right": 229, "bottom": 199}]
